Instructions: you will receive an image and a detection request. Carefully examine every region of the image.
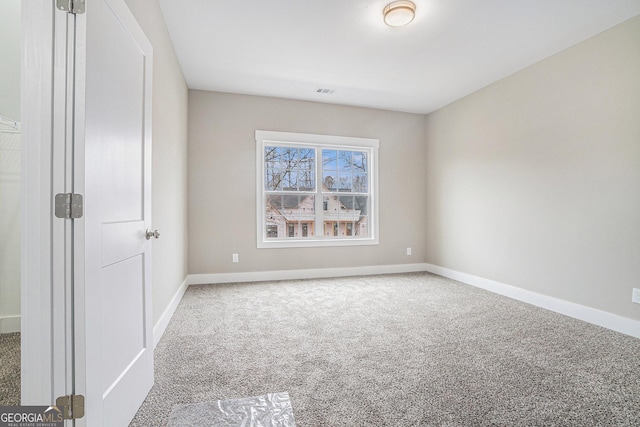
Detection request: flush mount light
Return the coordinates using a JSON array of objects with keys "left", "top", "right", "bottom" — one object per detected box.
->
[{"left": 383, "top": 1, "right": 416, "bottom": 27}]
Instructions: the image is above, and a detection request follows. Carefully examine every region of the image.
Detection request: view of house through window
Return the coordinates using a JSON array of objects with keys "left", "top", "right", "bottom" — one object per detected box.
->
[{"left": 256, "top": 131, "right": 379, "bottom": 248}]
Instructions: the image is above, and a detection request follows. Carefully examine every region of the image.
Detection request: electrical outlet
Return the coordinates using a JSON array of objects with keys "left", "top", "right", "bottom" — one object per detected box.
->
[
  {"left": 232, "top": 253, "right": 239, "bottom": 263},
  {"left": 632, "top": 288, "right": 640, "bottom": 304},
  {"left": 406, "top": 247, "right": 412, "bottom": 256}
]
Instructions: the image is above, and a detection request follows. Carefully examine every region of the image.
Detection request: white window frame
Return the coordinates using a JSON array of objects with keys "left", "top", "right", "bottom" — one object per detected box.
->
[{"left": 256, "top": 130, "right": 379, "bottom": 248}]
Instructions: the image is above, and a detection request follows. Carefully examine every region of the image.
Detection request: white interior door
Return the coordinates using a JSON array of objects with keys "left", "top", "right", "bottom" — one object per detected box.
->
[{"left": 74, "top": 0, "right": 154, "bottom": 425}]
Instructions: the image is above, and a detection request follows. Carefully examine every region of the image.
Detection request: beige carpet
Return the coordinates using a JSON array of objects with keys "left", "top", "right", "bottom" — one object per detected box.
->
[
  {"left": 131, "top": 273, "right": 640, "bottom": 426},
  {"left": 0, "top": 332, "right": 20, "bottom": 406}
]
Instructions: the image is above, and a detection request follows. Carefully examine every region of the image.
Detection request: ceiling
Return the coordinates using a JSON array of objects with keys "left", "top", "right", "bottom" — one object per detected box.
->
[{"left": 157, "top": 0, "right": 640, "bottom": 114}]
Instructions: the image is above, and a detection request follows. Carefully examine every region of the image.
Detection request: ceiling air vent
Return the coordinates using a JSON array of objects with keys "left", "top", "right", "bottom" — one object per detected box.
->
[{"left": 316, "top": 88, "right": 335, "bottom": 94}]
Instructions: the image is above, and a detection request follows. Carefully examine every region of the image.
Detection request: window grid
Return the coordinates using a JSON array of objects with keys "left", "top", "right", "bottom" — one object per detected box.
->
[{"left": 256, "top": 131, "right": 378, "bottom": 248}]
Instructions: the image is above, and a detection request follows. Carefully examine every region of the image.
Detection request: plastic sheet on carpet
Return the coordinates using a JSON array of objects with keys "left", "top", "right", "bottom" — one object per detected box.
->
[{"left": 167, "top": 391, "right": 296, "bottom": 427}]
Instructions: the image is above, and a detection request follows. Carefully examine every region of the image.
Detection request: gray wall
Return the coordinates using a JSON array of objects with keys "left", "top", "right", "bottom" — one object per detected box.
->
[
  {"left": 188, "top": 91, "right": 426, "bottom": 274},
  {"left": 125, "top": 6, "right": 639, "bottom": 325},
  {"left": 126, "top": 0, "right": 189, "bottom": 325},
  {"left": 0, "top": 0, "right": 21, "bottom": 332},
  {"left": 425, "top": 15, "right": 640, "bottom": 321},
  {"left": 0, "top": 0, "right": 20, "bottom": 121}
]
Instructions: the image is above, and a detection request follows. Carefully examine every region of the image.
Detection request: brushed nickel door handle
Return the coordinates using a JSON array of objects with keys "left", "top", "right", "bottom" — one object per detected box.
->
[{"left": 145, "top": 229, "right": 160, "bottom": 240}]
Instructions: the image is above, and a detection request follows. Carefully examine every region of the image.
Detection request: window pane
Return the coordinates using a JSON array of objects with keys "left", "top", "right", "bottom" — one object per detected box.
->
[
  {"left": 298, "top": 195, "right": 315, "bottom": 218},
  {"left": 264, "top": 147, "right": 282, "bottom": 191},
  {"left": 322, "top": 150, "right": 337, "bottom": 170},
  {"left": 298, "top": 148, "right": 315, "bottom": 190},
  {"left": 265, "top": 146, "right": 315, "bottom": 192},
  {"left": 357, "top": 216, "right": 368, "bottom": 237},
  {"left": 353, "top": 173, "right": 367, "bottom": 193},
  {"left": 267, "top": 194, "right": 282, "bottom": 209},
  {"left": 338, "top": 151, "right": 352, "bottom": 172},
  {"left": 281, "top": 194, "right": 299, "bottom": 210},
  {"left": 323, "top": 196, "right": 335, "bottom": 236},
  {"left": 320, "top": 150, "right": 369, "bottom": 194},
  {"left": 352, "top": 151, "right": 368, "bottom": 173},
  {"left": 355, "top": 196, "right": 369, "bottom": 237},
  {"left": 297, "top": 148, "right": 315, "bottom": 191},
  {"left": 266, "top": 194, "right": 315, "bottom": 239},
  {"left": 282, "top": 147, "right": 297, "bottom": 165},
  {"left": 338, "top": 196, "right": 360, "bottom": 222},
  {"left": 266, "top": 225, "right": 278, "bottom": 238},
  {"left": 265, "top": 195, "right": 283, "bottom": 238},
  {"left": 329, "top": 195, "right": 368, "bottom": 238},
  {"left": 354, "top": 196, "right": 368, "bottom": 216},
  {"left": 318, "top": 195, "right": 368, "bottom": 238},
  {"left": 283, "top": 170, "right": 298, "bottom": 191},
  {"left": 338, "top": 174, "right": 352, "bottom": 192},
  {"left": 322, "top": 173, "right": 336, "bottom": 191},
  {"left": 265, "top": 170, "right": 282, "bottom": 191}
]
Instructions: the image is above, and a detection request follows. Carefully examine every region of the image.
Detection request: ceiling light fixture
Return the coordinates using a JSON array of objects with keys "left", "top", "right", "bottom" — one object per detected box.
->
[{"left": 383, "top": 1, "right": 416, "bottom": 27}]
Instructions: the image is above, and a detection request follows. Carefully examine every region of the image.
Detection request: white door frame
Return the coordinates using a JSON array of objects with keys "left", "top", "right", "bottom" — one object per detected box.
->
[{"left": 21, "top": 0, "right": 76, "bottom": 407}]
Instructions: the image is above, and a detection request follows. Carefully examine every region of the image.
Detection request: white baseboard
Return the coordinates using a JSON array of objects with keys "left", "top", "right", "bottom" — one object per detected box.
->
[
  {"left": 424, "top": 263, "right": 640, "bottom": 339},
  {"left": 0, "top": 315, "right": 21, "bottom": 333},
  {"left": 153, "top": 277, "right": 189, "bottom": 348},
  {"left": 187, "top": 263, "right": 430, "bottom": 286}
]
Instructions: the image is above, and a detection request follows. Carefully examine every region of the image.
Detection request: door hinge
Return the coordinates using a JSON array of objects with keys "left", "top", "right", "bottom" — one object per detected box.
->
[
  {"left": 55, "top": 394, "right": 85, "bottom": 420},
  {"left": 55, "top": 193, "right": 84, "bottom": 219},
  {"left": 56, "top": 0, "right": 86, "bottom": 14}
]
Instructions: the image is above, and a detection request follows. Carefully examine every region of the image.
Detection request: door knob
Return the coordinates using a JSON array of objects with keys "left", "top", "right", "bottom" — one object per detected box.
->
[{"left": 145, "top": 229, "right": 160, "bottom": 240}]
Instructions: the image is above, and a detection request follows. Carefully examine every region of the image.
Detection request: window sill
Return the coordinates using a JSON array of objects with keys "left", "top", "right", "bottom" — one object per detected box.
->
[{"left": 257, "top": 237, "right": 379, "bottom": 249}]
